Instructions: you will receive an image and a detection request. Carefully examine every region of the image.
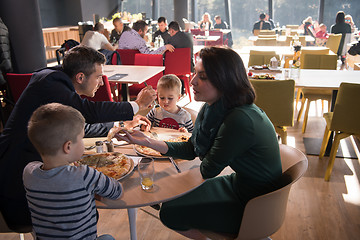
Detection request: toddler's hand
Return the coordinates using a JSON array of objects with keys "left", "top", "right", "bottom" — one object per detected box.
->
[{"left": 179, "top": 127, "right": 188, "bottom": 133}]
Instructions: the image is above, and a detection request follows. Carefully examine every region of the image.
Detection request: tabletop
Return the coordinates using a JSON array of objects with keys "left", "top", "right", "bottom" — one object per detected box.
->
[
  {"left": 83, "top": 127, "right": 205, "bottom": 209},
  {"left": 103, "top": 65, "right": 165, "bottom": 84},
  {"left": 193, "top": 35, "right": 220, "bottom": 42},
  {"left": 248, "top": 35, "right": 315, "bottom": 42}
]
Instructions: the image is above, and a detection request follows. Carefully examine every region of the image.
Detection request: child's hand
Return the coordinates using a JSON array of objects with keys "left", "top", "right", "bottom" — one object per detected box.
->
[
  {"left": 179, "top": 127, "right": 188, "bottom": 133},
  {"left": 140, "top": 124, "right": 149, "bottom": 132}
]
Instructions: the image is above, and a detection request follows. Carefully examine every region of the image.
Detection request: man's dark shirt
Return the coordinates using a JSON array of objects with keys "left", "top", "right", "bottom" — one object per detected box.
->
[
  {"left": 167, "top": 31, "right": 194, "bottom": 72},
  {"left": 0, "top": 67, "right": 134, "bottom": 229},
  {"left": 152, "top": 29, "right": 171, "bottom": 43},
  {"left": 110, "top": 25, "right": 131, "bottom": 45},
  {"left": 253, "top": 20, "right": 272, "bottom": 33}
]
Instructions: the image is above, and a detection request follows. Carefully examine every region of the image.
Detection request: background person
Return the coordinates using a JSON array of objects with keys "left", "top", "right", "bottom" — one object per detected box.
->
[
  {"left": 151, "top": 17, "right": 171, "bottom": 47},
  {"left": 315, "top": 23, "right": 329, "bottom": 46},
  {"left": 252, "top": 13, "right": 271, "bottom": 33},
  {"left": 345, "top": 14, "right": 356, "bottom": 33},
  {"left": 115, "top": 47, "right": 282, "bottom": 238},
  {"left": 0, "top": 46, "right": 155, "bottom": 230},
  {"left": 331, "top": 11, "right": 352, "bottom": 65},
  {"left": 198, "top": 12, "right": 213, "bottom": 30},
  {"left": 81, "top": 22, "right": 116, "bottom": 51},
  {"left": 110, "top": 17, "right": 131, "bottom": 45},
  {"left": 213, "top": 15, "right": 233, "bottom": 48},
  {"left": 24, "top": 103, "right": 122, "bottom": 239}
]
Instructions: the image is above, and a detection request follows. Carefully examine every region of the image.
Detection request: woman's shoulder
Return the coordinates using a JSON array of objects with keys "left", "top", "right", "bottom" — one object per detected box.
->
[{"left": 225, "top": 104, "right": 260, "bottom": 123}]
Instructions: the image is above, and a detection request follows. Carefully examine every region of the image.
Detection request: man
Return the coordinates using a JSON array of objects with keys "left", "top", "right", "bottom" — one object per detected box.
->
[
  {"left": 265, "top": 14, "right": 275, "bottom": 29},
  {"left": 118, "top": 20, "right": 174, "bottom": 54},
  {"left": 213, "top": 15, "right": 233, "bottom": 48},
  {"left": 110, "top": 17, "right": 131, "bottom": 45},
  {"left": 0, "top": 46, "right": 155, "bottom": 230},
  {"left": 81, "top": 22, "right": 116, "bottom": 51},
  {"left": 151, "top": 17, "right": 171, "bottom": 46},
  {"left": 252, "top": 13, "right": 272, "bottom": 33},
  {"left": 167, "top": 21, "right": 194, "bottom": 72}
]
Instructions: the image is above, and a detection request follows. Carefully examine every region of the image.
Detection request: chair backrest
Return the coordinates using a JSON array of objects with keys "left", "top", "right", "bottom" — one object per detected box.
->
[
  {"left": 164, "top": 48, "right": 191, "bottom": 76},
  {"left": 113, "top": 49, "right": 140, "bottom": 65},
  {"left": 0, "top": 211, "right": 12, "bottom": 232},
  {"left": 250, "top": 79, "right": 295, "bottom": 127},
  {"left": 253, "top": 29, "right": 260, "bottom": 36},
  {"left": 6, "top": 73, "right": 32, "bottom": 103},
  {"left": 330, "top": 83, "right": 360, "bottom": 135},
  {"left": 298, "top": 36, "right": 306, "bottom": 46},
  {"left": 286, "top": 25, "right": 299, "bottom": 29},
  {"left": 236, "top": 144, "right": 308, "bottom": 240},
  {"left": 0, "top": 210, "right": 33, "bottom": 234},
  {"left": 82, "top": 75, "right": 113, "bottom": 102},
  {"left": 207, "top": 30, "right": 223, "bottom": 46},
  {"left": 254, "top": 38, "right": 277, "bottom": 46},
  {"left": 129, "top": 53, "right": 164, "bottom": 96},
  {"left": 190, "top": 29, "right": 204, "bottom": 36},
  {"left": 248, "top": 50, "right": 280, "bottom": 67},
  {"left": 326, "top": 34, "right": 342, "bottom": 54},
  {"left": 300, "top": 48, "right": 330, "bottom": 69},
  {"left": 259, "top": 30, "right": 276, "bottom": 35}
]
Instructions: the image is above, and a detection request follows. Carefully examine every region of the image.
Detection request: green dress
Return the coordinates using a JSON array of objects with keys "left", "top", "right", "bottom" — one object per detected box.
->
[{"left": 159, "top": 103, "right": 282, "bottom": 234}]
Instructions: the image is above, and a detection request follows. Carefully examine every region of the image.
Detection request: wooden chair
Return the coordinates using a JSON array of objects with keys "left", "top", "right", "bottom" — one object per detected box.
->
[
  {"left": 250, "top": 80, "right": 295, "bottom": 144},
  {"left": 6, "top": 73, "right": 32, "bottom": 103},
  {"left": 286, "top": 25, "right": 299, "bottom": 29},
  {"left": 258, "top": 35, "right": 277, "bottom": 39},
  {"left": 81, "top": 75, "right": 113, "bottom": 102},
  {"left": 319, "top": 83, "right": 360, "bottom": 181},
  {"left": 248, "top": 50, "right": 280, "bottom": 67},
  {"left": 254, "top": 38, "right": 277, "bottom": 46},
  {"left": 259, "top": 30, "right": 276, "bottom": 35},
  {"left": 164, "top": 48, "right": 192, "bottom": 102},
  {"left": 253, "top": 29, "right": 260, "bottom": 36},
  {"left": 200, "top": 144, "right": 308, "bottom": 240}
]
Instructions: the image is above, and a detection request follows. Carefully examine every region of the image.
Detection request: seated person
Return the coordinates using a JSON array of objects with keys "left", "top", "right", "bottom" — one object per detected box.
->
[
  {"left": 118, "top": 20, "right": 174, "bottom": 54},
  {"left": 23, "top": 103, "right": 122, "bottom": 239},
  {"left": 198, "top": 12, "right": 213, "bottom": 30},
  {"left": 167, "top": 21, "right": 194, "bottom": 72},
  {"left": 265, "top": 14, "right": 275, "bottom": 29},
  {"left": 252, "top": 13, "right": 271, "bottom": 33},
  {"left": 145, "top": 74, "right": 193, "bottom": 133},
  {"left": 213, "top": 15, "right": 233, "bottom": 47},
  {"left": 81, "top": 22, "right": 116, "bottom": 51},
  {"left": 345, "top": 14, "right": 356, "bottom": 33},
  {"left": 110, "top": 17, "right": 131, "bottom": 45},
  {"left": 302, "top": 16, "right": 316, "bottom": 38},
  {"left": 151, "top": 17, "right": 171, "bottom": 47},
  {"left": 315, "top": 23, "right": 329, "bottom": 46}
]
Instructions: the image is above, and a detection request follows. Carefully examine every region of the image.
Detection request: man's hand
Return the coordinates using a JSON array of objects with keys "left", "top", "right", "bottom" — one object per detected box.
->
[
  {"left": 134, "top": 86, "right": 157, "bottom": 111},
  {"left": 124, "top": 115, "right": 151, "bottom": 131},
  {"left": 165, "top": 44, "right": 175, "bottom": 52}
]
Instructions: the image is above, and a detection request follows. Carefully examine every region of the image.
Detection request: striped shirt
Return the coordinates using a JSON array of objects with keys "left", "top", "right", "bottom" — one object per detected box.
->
[
  {"left": 23, "top": 162, "right": 122, "bottom": 240},
  {"left": 146, "top": 106, "right": 194, "bottom": 132}
]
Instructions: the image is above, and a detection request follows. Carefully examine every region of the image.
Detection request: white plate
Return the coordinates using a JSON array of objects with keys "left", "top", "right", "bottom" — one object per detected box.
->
[{"left": 133, "top": 145, "right": 168, "bottom": 159}]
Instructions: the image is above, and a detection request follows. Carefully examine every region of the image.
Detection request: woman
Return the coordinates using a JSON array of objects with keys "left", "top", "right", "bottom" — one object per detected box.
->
[
  {"left": 330, "top": 11, "right": 351, "bottom": 64},
  {"left": 345, "top": 14, "right": 356, "bottom": 33},
  {"left": 198, "top": 12, "right": 213, "bottom": 31},
  {"left": 116, "top": 47, "right": 282, "bottom": 238}
]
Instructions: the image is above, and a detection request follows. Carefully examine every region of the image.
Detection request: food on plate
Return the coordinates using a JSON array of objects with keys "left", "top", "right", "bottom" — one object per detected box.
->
[
  {"left": 107, "top": 127, "right": 134, "bottom": 141},
  {"left": 252, "top": 65, "right": 269, "bottom": 70},
  {"left": 248, "top": 72, "right": 253, "bottom": 77},
  {"left": 252, "top": 73, "right": 276, "bottom": 80},
  {"left": 79, "top": 152, "right": 133, "bottom": 179},
  {"left": 135, "top": 135, "right": 190, "bottom": 157}
]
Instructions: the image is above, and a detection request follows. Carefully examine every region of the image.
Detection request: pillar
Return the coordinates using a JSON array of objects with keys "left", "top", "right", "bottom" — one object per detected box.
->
[
  {"left": 152, "top": 0, "right": 160, "bottom": 20},
  {"left": 0, "top": 0, "right": 46, "bottom": 73},
  {"left": 268, "top": 0, "right": 273, "bottom": 19},
  {"left": 318, "top": 0, "right": 325, "bottom": 23},
  {"left": 190, "top": 0, "right": 198, "bottom": 23},
  {"left": 174, "top": 0, "right": 188, "bottom": 29},
  {"left": 224, "top": 0, "right": 232, "bottom": 27}
]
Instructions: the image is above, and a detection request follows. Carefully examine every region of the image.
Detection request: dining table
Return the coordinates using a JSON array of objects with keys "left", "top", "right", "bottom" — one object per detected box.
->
[
  {"left": 83, "top": 127, "right": 205, "bottom": 240},
  {"left": 193, "top": 35, "right": 221, "bottom": 46},
  {"left": 248, "top": 35, "right": 315, "bottom": 44},
  {"left": 103, "top": 65, "right": 165, "bottom": 101}
]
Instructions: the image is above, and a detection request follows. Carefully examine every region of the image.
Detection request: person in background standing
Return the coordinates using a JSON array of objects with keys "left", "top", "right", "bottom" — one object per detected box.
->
[
  {"left": 331, "top": 11, "right": 351, "bottom": 66},
  {"left": 110, "top": 17, "right": 131, "bottom": 45},
  {"left": 213, "top": 15, "right": 233, "bottom": 48},
  {"left": 198, "top": 13, "right": 213, "bottom": 31},
  {"left": 151, "top": 17, "right": 171, "bottom": 47}
]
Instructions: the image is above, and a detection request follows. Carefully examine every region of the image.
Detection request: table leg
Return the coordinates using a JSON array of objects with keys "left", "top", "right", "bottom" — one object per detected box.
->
[
  {"left": 324, "top": 90, "right": 338, "bottom": 156},
  {"left": 127, "top": 208, "right": 138, "bottom": 240},
  {"left": 121, "top": 83, "right": 129, "bottom": 101}
]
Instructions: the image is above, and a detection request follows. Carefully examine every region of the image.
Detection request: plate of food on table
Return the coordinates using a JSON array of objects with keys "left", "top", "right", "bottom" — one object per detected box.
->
[{"left": 248, "top": 72, "right": 276, "bottom": 80}]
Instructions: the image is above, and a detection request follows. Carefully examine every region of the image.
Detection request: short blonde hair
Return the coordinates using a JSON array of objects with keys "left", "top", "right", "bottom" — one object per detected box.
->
[
  {"left": 28, "top": 103, "right": 85, "bottom": 156},
  {"left": 157, "top": 74, "right": 182, "bottom": 95}
]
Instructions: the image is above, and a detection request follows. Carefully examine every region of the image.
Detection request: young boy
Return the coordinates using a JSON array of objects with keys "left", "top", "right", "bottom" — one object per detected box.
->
[
  {"left": 146, "top": 74, "right": 194, "bottom": 132},
  {"left": 23, "top": 103, "right": 122, "bottom": 240}
]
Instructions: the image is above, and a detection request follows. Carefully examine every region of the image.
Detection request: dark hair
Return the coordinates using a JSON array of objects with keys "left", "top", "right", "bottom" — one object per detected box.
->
[
  {"left": 214, "top": 15, "right": 221, "bottom": 20},
  {"left": 335, "top": 11, "right": 345, "bottom": 24},
  {"left": 133, "top": 20, "right": 147, "bottom": 32},
  {"left": 199, "top": 47, "right": 255, "bottom": 109},
  {"left": 62, "top": 46, "right": 106, "bottom": 79},
  {"left": 260, "top": 13, "right": 266, "bottom": 20},
  {"left": 94, "top": 22, "right": 104, "bottom": 31},
  {"left": 113, "top": 17, "right": 122, "bottom": 24},
  {"left": 168, "top": 21, "right": 180, "bottom": 31},
  {"left": 158, "top": 17, "right": 166, "bottom": 23}
]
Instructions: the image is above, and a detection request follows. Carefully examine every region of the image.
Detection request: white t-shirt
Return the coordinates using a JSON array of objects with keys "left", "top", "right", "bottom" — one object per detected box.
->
[{"left": 81, "top": 31, "right": 110, "bottom": 50}]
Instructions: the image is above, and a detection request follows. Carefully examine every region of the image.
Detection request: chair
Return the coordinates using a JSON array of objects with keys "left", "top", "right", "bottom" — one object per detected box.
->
[
  {"left": 319, "top": 83, "right": 360, "bottom": 181},
  {"left": 129, "top": 53, "right": 164, "bottom": 98},
  {"left": 325, "top": 34, "right": 342, "bottom": 54},
  {"left": 190, "top": 29, "right": 204, "bottom": 36},
  {"left": 257, "top": 35, "right": 277, "bottom": 39},
  {"left": 250, "top": 80, "right": 295, "bottom": 144},
  {"left": 207, "top": 30, "right": 223, "bottom": 46},
  {"left": 259, "top": 30, "right": 276, "bottom": 35},
  {"left": 6, "top": 73, "right": 32, "bottom": 103},
  {"left": 286, "top": 25, "right": 299, "bottom": 29},
  {"left": 248, "top": 50, "right": 280, "bottom": 67},
  {"left": 112, "top": 49, "right": 140, "bottom": 65},
  {"left": 183, "top": 107, "right": 198, "bottom": 125},
  {"left": 164, "top": 48, "right": 192, "bottom": 102},
  {"left": 1, "top": 211, "right": 33, "bottom": 239},
  {"left": 82, "top": 75, "right": 113, "bottom": 102},
  {"left": 254, "top": 38, "right": 277, "bottom": 46},
  {"left": 200, "top": 144, "right": 308, "bottom": 240},
  {"left": 253, "top": 29, "right": 260, "bottom": 36}
]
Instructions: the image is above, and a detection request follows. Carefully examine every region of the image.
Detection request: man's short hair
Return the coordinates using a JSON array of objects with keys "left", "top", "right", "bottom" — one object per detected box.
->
[
  {"left": 94, "top": 22, "right": 104, "bottom": 31},
  {"left": 157, "top": 74, "right": 182, "bottom": 95},
  {"left": 113, "top": 17, "right": 122, "bottom": 24},
  {"left": 168, "top": 21, "right": 180, "bottom": 32},
  {"left": 260, "top": 13, "right": 266, "bottom": 20},
  {"left": 133, "top": 20, "right": 147, "bottom": 32},
  {"left": 62, "top": 46, "right": 106, "bottom": 79},
  {"left": 158, "top": 17, "right": 166, "bottom": 24},
  {"left": 28, "top": 103, "right": 85, "bottom": 156},
  {"left": 214, "top": 15, "right": 221, "bottom": 20}
]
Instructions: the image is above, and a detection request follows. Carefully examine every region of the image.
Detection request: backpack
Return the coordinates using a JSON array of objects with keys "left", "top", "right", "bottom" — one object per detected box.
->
[{"left": 348, "top": 41, "right": 360, "bottom": 56}]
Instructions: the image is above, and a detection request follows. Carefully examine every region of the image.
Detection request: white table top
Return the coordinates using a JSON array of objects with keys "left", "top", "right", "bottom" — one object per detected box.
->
[
  {"left": 103, "top": 65, "right": 165, "bottom": 84},
  {"left": 193, "top": 35, "right": 220, "bottom": 42},
  {"left": 248, "top": 35, "right": 315, "bottom": 42}
]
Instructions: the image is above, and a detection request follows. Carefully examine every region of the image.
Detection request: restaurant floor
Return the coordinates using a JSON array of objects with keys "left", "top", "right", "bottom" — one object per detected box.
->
[{"left": 2, "top": 96, "right": 360, "bottom": 240}]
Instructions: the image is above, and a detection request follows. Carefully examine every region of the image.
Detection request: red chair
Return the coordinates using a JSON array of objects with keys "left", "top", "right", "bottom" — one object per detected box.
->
[
  {"left": 207, "top": 30, "right": 223, "bottom": 46},
  {"left": 190, "top": 29, "right": 204, "bottom": 36},
  {"left": 6, "top": 73, "right": 32, "bottom": 103},
  {"left": 129, "top": 53, "right": 164, "bottom": 98},
  {"left": 164, "top": 48, "right": 192, "bottom": 102},
  {"left": 112, "top": 49, "right": 140, "bottom": 65},
  {"left": 82, "top": 75, "right": 113, "bottom": 102}
]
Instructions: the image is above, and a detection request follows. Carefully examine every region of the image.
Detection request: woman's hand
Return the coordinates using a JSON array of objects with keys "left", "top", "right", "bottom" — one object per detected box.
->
[
  {"left": 124, "top": 115, "right": 151, "bottom": 131},
  {"left": 114, "top": 129, "right": 151, "bottom": 146}
]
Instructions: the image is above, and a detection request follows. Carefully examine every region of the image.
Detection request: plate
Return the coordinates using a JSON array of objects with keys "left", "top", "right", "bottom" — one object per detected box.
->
[
  {"left": 118, "top": 157, "right": 135, "bottom": 181},
  {"left": 133, "top": 145, "right": 168, "bottom": 159}
]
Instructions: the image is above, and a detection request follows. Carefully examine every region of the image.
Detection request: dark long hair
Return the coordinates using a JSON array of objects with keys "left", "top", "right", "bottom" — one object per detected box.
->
[
  {"left": 335, "top": 11, "right": 345, "bottom": 24},
  {"left": 199, "top": 47, "right": 255, "bottom": 109}
]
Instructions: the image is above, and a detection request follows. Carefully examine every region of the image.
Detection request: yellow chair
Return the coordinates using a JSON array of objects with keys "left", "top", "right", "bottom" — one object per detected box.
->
[
  {"left": 254, "top": 38, "right": 277, "bottom": 46},
  {"left": 326, "top": 34, "right": 342, "bottom": 54},
  {"left": 248, "top": 50, "right": 280, "bottom": 67},
  {"left": 286, "top": 25, "right": 299, "bottom": 29},
  {"left": 250, "top": 80, "right": 295, "bottom": 144},
  {"left": 253, "top": 29, "right": 260, "bottom": 36},
  {"left": 258, "top": 34, "right": 277, "bottom": 38},
  {"left": 319, "top": 83, "right": 360, "bottom": 181},
  {"left": 298, "top": 36, "right": 306, "bottom": 46},
  {"left": 259, "top": 30, "right": 276, "bottom": 35},
  {"left": 200, "top": 144, "right": 308, "bottom": 240}
]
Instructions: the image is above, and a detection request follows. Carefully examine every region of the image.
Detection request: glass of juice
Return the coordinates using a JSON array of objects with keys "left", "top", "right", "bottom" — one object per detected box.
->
[{"left": 138, "top": 158, "right": 154, "bottom": 191}]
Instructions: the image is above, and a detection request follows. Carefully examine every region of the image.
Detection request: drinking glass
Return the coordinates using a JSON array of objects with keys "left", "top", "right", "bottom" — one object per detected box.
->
[{"left": 138, "top": 158, "right": 154, "bottom": 191}]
